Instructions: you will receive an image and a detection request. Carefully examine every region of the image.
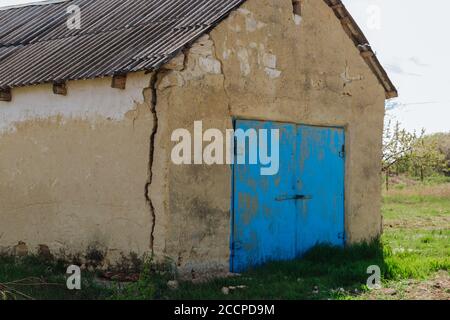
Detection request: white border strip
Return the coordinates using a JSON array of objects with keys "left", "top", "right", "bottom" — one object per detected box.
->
[{"left": 0, "top": 0, "right": 68, "bottom": 11}]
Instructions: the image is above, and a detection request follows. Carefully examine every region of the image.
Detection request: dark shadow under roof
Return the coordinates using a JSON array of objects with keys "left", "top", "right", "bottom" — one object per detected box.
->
[{"left": 0, "top": 0, "right": 396, "bottom": 98}]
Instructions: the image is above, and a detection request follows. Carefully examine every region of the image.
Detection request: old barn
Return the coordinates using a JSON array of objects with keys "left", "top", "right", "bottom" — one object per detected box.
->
[{"left": 0, "top": 0, "right": 396, "bottom": 273}]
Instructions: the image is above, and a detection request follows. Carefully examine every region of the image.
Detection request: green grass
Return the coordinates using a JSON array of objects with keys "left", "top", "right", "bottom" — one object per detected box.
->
[
  {"left": 159, "top": 243, "right": 388, "bottom": 300},
  {"left": 420, "top": 175, "right": 450, "bottom": 185},
  {"left": 1, "top": 179, "right": 449, "bottom": 300},
  {"left": 380, "top": 184, "right": 450, "bottom": 281},
  {"left": 119, "top": 180, "right": 450, "bottom": 300},
  {"left": 0, "top": 256, "right": 111, "bottom": 300},
  {"left": 382, "top": 229, "right": 449, "bottom": 280},
  {"left": 106, "top": 242, "right": 388, "bottom": 300},
  {"left": 382, "top": 195, "right": 450, "bottom": 225},
  {"left": 392, "top": 175, "right": 450, "bottom": 187}
]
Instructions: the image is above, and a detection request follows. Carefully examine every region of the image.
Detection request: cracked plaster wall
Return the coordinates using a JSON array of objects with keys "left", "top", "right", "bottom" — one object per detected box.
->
[
  {"left": 0, "top": 0, "right": 387, "bottom": 272},
  {"left": 0, "top": 72, "right": 155, "bottom": 267},
  {"left": 153, "top": 0, "right": 386, "bottom": 273}
]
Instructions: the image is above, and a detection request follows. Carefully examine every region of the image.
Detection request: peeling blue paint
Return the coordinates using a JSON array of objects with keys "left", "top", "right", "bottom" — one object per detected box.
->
[{"left": 231, "top": 120, "right": 345, "bottom": 273}]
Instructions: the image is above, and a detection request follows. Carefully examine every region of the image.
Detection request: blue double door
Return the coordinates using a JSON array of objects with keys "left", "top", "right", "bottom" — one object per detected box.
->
[{"left": 231, "top": 120, "right": 345, "bottom": 272}]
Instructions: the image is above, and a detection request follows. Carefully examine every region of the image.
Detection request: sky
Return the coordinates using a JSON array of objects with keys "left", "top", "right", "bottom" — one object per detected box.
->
[
  {"left": 1, "top": 0, "right": 449, "bottom": 134},
  {"left": 342, "top": 0, "right": 450, "bottom": 134}
]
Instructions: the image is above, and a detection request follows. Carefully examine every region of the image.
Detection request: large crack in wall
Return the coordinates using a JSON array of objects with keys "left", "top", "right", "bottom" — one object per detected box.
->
[
  {"left": 145, "top": 71, "right": 159, "bottom": 254},
  {"left": 0, "top": 71, "right": 156, "bottom": 268}
]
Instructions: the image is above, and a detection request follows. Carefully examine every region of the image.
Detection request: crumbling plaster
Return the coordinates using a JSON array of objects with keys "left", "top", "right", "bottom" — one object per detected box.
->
[
  {"left": 152, "top": 0, "right": 386, "bottom": 273},
  {"left": 0, "top": 72, "right": 155, "bottom": 266},
  {"left": 0, "top": 0, "right": 387, "bottom": 272}
]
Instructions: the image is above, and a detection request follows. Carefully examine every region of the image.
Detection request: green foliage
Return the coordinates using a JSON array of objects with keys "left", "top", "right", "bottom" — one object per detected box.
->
[
  {"left": 0, "top": 255, "right": 111, "bottom": 300},
  {"left": 382, "top": 121, "right": 448, "bottom": 188},
  {"left": 408, "top": 136, "right": 446, "bottom": 181},
  {"left": 382, "top": 120, "right": 421, "bottom": 172},
  {"left": 110, "top": 256, "right": 175, "bottom": 300},
  {"left": 111, "top": 260, "right": 156, "bottom": 300},
  {"left": 432, "top": 132, "right": 450, "bottom": 175}
]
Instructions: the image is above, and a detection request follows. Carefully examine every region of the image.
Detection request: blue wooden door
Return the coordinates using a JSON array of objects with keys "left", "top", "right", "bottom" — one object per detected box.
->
[
  {"left": 231, "top": 120, "right": 345, "bottom": 272},
  {"left": 295, "top": 126, "right": 346, "bottom": 255},
  {"left": 232, "top": 120, "right": 298, "bottom": 273}
]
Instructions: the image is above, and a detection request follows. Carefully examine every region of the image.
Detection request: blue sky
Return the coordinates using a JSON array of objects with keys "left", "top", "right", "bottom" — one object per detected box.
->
[{"left": 1, "top": 0, "right": 449, "bottom": 134}]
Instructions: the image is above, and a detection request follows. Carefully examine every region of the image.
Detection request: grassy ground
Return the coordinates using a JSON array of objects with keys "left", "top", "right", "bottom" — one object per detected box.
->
[
  {"left": 0, "top": 255, "right": 112, "bottom": 300},
  {"left": 359, "top": 176, "right": 450, "bottom": 300},
  {"left": 1, "top": 176, "right": 449, "bottom": 300}
]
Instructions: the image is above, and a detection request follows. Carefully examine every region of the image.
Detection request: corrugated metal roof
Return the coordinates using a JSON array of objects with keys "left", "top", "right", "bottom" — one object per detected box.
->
[
  {"left": 0, "top": 0, "right": 246, "bottom": 88},
  {"left": 0, "top": 0, "right": 396, "bottom": 98}
]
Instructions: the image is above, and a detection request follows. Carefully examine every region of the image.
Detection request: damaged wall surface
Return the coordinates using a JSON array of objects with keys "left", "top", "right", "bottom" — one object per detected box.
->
[
  {"left": 0, "top": 72, "right": 155, "bottom": 266},
  {"left": 153, "top": 0, "right": 386, "bottom": 273},
  {"left": 0, "top": 0, "right": 388, "bottom": 272}
]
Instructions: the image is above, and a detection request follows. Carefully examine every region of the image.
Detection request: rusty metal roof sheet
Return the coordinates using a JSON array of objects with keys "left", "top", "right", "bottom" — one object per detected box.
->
[{"left": 0, "top": 0, "right": 245, "bottom": 88}]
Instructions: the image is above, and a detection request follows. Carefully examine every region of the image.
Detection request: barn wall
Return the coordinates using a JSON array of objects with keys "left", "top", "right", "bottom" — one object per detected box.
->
[
  {"left": 0, "top": 72, "right": 155, "bottom": 267},
  {"left": 154, "top": 0, "right": 386, "bottom": 273},
  {"left": 0, "top": 0, "right": 387, "bottom": 273}
]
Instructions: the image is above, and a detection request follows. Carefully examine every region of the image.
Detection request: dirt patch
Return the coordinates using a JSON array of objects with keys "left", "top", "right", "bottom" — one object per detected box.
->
[
  {"left": 389, "top": 175, "right": 419, "bottom": 187},
  {"left": 385, "top": 215, "right": 450, "bottom": 230},
  {"left": 362, "top": 271, "right": 450, "bottom": 300},
  {"left": 387, "top": 183, "right": 450, "bottom": 198}
]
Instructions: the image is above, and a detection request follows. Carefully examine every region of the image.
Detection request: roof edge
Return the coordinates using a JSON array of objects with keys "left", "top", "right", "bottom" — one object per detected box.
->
[
  {"left": 0, "top": 0, "right": 397, "bottom": 99},
  {"left": 0, "top": 0, "right": 67, "bottom": 11},
  {"left": 324, "top": 0, "right": 398, "bottom": 99}
]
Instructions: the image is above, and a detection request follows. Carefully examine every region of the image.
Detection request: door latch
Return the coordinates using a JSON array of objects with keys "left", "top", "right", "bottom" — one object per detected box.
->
[
  {"left": 275, "top": 194, "right": 312, "bottom": 201},
  {"left": 339, "top": 144, "right": 346, "bottom": 158}
]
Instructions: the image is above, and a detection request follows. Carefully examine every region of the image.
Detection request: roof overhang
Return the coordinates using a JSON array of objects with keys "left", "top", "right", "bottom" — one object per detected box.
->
[{"left": 325, "top": 0, "right": 398, "bottom": 99}]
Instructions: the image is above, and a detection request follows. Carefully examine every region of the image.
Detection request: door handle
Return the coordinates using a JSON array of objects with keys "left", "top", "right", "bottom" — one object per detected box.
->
[{"left": 275, "top": 194, "right": 312, "bottom": 201}]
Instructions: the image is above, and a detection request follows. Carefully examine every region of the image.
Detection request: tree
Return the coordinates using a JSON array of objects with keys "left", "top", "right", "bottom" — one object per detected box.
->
[
  {"left": 409, "top": 135, "right": 447, "bottom": 181},
  {"left": 434, "top": 133, "right": 450, "bottom": 176},
  {"left": 382, "top": 120, "right": 421, "bottom": 190}
]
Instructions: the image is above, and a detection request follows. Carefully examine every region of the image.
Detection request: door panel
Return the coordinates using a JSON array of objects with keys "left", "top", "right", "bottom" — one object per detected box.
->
[
  {"left": 231, "top": 120, "right": 345, "bottom": 272},
  {"left": 232, "top": 120, "right": 297, "bottom": 273},
  {"left": 295, "top": 126, "right": 345, "bottom": 255}
]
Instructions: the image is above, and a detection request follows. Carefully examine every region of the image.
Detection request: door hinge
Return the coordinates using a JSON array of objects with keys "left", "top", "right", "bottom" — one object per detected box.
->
[
  {"left": 338, "top": 232, "right": 346, "bottom": 240},
  {"left": 339, "top": 144, "right": 346, "bottom": 158}
]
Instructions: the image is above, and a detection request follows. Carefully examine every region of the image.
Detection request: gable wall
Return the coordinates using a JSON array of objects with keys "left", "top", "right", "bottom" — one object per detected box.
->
[{"left": 153, "top": 0, "right": 386, "bottom": 273}]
